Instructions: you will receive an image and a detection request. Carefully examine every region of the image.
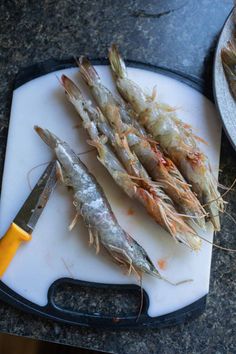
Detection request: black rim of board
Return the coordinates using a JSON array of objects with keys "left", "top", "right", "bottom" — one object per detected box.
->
[{"left": 0, "top": 58, "right": 208, "bottom": 328}]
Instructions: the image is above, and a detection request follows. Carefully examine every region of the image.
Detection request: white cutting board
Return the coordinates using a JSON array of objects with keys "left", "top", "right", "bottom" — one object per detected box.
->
[{"left": 0, "top": 66, "right": 221, "bottom": 317}]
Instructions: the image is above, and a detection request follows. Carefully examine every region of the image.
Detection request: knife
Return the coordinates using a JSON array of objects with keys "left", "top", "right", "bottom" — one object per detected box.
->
[{"left": 0, "top": 160, "right": 57, "bottom": 277}]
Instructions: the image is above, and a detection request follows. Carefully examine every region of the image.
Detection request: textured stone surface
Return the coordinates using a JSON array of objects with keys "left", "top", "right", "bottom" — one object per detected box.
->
[{"left": 0, "top": 0, "right": 235, "bottom": 353}]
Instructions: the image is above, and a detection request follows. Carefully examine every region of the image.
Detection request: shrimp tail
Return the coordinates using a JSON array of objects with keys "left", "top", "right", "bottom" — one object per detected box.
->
[
  {"left": 109, "top": 44, "right": 127, "bottom": 79},
  {"left": 79, "top": 56, "right": 100, "bottom": 86},
  {"left": 61, "top": 74, "right": 82, "bottom": 99},
  {"left": 34, "top": 126, "right": 59, "bottom": 148}
]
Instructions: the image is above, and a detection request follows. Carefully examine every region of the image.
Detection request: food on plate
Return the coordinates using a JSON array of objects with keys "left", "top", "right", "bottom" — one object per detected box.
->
[
  {"left": 61, "top": 75, "right": 202, "bottom": 250},
  {"left": 34, "top": 126, "right": 162, "bottom": 278},
  {"left": 221, "top": 39, "right": 236, "bottom": 99},
  {"left": 108, "top": 44, "right": 224, "bottom": 231}
]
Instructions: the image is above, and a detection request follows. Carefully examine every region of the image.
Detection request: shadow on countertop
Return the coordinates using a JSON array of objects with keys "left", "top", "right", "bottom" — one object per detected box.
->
[{"left": 0, "top": 332, "right": 106, "bottom": 354}]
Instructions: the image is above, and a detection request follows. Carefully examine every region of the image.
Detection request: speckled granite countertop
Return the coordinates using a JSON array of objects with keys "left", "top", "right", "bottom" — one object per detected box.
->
[{"left": 0, "top": 1, "right": 235, "bottom": 353}]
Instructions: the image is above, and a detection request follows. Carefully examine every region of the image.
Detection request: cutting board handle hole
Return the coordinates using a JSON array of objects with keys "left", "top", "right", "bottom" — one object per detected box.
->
[{"left": 47, "top": 278, "right": 149, "bottom": 318}]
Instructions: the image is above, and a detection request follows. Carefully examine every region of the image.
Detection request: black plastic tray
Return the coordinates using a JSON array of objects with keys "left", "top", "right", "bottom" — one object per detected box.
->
[{"left": 0, "top": 58, "right": 208, "bottom": 328}]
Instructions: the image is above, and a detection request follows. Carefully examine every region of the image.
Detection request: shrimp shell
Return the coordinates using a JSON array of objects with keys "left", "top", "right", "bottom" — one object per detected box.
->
[{"left": 35, "top": 126, "right": 161, "bottom": 278}]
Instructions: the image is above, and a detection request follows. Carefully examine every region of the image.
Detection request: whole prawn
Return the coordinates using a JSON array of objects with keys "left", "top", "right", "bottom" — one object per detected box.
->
[
  {"left": 108, "top": 44, "right": 224, "bottom": 231},
  {"left": 61, "top": 75, "right": 202, "bottom": 251},
  {"left": 35, "top": 126, "right": 161, "bottom": 278}
]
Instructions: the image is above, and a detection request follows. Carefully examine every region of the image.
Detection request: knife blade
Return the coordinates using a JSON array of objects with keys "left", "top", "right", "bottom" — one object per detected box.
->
[{"left": 0, "top": 160, "right": 57, "bottom": 277}]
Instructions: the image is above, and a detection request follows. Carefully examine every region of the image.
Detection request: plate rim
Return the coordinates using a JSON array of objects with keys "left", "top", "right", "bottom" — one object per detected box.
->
[{"left": 213, "top": 6, "right": 236, "bottom": 151}]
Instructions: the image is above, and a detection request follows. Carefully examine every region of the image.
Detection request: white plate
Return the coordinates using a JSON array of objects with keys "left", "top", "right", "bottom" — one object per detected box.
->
[{"left": 214, "top": 7, "right": 236, "bottom": 150}]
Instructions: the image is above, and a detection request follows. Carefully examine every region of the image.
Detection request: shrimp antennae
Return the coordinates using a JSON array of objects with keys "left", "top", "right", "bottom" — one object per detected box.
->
[
  {"left": 27, "top": 161, "right": 51, "bottom": 190},
  {"left": 202, "top": 177, "right": 236, "bottom": 207},
  {"left": 27, "top": 148, "right": 96, "bottom": 190},
  {"left": 199, "top": 234, "right": 236, "bottom": 252},
  {"left": 136, "top": 273, "right": 144, "bottom": 323},
  {"left": 162, "top": 277, "right": 193, "bottom": 286}
]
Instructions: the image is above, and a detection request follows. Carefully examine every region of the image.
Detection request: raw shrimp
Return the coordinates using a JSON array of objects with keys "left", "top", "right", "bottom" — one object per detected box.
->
[
  {"left": 61, "top": 75, "right": 201, "bottom": 250},
  {"left": 108, "top": 44, "right": 224, "bottom": 231},
  {"left": 77, "top": 60, "right": 206, "bottom": 228},
  {"left": 35, "top": 126, "right": 161, "bottom": 278}
]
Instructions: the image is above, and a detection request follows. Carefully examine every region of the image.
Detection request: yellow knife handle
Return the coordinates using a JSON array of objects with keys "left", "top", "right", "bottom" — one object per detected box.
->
[{"left": 0, "top": 223, "right": 32, "bottom": 277}]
